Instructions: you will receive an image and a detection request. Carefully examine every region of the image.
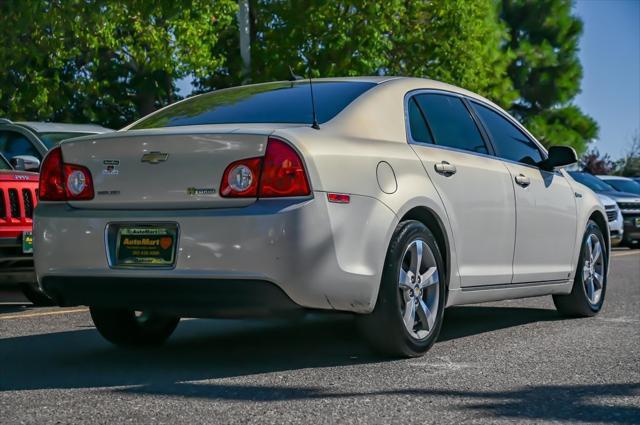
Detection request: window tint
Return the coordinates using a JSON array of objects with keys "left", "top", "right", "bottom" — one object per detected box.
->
[
  {"left": 38, "top": 132, "right": 95, "bottom": 149},
  {"left": 472, "top": 102, "right": 543, "bottom": 166},
  {"left": 408, "top": 97, "right": 433, "bottom": 144},
  {"left": 603, "top": 178, "right": 640, "bottom": 195},
  {"left": 131, "top": 81, "right": 376, "bottom": 129},
  {"left": 0, "top": 154, "right": 10, "bottom": 170},
  {"left": 568, "top": 172, "right": 616, "bottom": 192},
  {"left": 413, "top": 94, "right": 487, "bottom": 154},
  {"left": 0, "top": 131, "right": 40, "bottom": 160}
]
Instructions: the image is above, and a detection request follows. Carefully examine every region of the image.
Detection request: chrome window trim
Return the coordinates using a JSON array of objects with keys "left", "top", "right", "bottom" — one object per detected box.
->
[{"left": 403, "top": 89, "right": 553, "bottom": 173}]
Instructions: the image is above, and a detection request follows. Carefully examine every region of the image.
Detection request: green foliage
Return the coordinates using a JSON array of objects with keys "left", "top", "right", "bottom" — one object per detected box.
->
[
  {"left": 614, "top": 133, "right": 640, "bottom": 177},
  {"left": 0, "top": 0, "right": 237, "bottom": 128},
  {"left": 198, "top": 0, "right": 516, "bottom": 109},
  {"left": 500, "top": 0, "right": 597, "bottom": 153},
  {"left": 0, "top": 0, "right": 597, "bottom": 151}
]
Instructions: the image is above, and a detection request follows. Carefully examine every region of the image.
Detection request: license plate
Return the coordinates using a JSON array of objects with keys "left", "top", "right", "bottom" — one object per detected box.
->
[
  {"left": 22, "top": 231, "right": 33, "bottom": 254},
  {"left": 636, "top": 217, "right": 640, "bottom": 228},
  {"left": 115, "top": 225, "right": 177, "bottom": 267}
]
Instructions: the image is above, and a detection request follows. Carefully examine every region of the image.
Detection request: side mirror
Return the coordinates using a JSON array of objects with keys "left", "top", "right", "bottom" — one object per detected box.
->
[
  {"left": 539, "top": 146, "right": 577, "bottom": 171},
  {"left": 11, "top": 155, "right": 40, "bottom": 172},
  {"left": 10, "top": 157, "right": 25, "bottom": 171}
]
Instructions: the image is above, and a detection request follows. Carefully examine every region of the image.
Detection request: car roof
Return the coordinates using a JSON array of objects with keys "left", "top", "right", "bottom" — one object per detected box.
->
[{"left": 12, "top": 121, "right": 113, "bottom": 134}]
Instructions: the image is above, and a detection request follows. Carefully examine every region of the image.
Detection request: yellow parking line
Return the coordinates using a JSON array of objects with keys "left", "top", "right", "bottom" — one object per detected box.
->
[
  {"left": 0, "top": 307, "right": 88, "bottom": 320},
  {"left": 612, "top": 251, "right": 640, "bottom": 258}
]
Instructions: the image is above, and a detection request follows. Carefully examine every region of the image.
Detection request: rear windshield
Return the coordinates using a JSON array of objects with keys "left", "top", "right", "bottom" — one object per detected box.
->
[
  {"left": 130, "top": 81, "right": 376, "bottom": 129},
  {"left": 38, "top": 132, "right": 96, "bottom": 149}
]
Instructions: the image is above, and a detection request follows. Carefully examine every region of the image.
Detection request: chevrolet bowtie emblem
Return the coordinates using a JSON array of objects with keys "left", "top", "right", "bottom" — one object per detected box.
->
[{"left": 141, "top": 152, "right": 169, "bottom": 164}]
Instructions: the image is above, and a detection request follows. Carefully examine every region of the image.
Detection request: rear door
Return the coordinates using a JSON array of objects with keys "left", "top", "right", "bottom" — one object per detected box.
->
[
  {"left": 470, "top": 101, "right": 577, "bottom": 283},
  {"left": 407, "top": 92, "right": 516, "bottom": 287}
]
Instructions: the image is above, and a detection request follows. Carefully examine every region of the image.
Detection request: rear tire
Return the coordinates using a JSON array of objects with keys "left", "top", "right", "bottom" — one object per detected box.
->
[
  {"left": 359, "top": 220, "right": 446, "bottom": 357},
  {"left": 553, "top": 220, "right": 607, "bottom": 317},
  {"left": 90, "top": 307, "right": 179, "bottom": 347},
  {"left": 20, "top": 282, "right": 55, "bottom": 307}
]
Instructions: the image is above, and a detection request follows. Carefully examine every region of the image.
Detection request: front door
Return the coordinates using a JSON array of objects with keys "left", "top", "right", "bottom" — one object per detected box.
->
[
  {"left": 470, "top": 101, "right": 578, "bottom": 283},
  {"left": 407, "top": 93, "right": 516, "bottom": 287}
]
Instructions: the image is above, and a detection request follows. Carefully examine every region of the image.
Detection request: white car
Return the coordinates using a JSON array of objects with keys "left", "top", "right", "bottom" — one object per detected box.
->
[
  {"left": 598, "top": 194, "right": 624, "bottom": 245},
  {"left": 34, "top": 77, "right": 609, "bottom": 357}
]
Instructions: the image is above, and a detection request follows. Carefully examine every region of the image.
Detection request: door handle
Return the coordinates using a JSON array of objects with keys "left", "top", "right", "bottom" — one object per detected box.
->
[
  {"left": 434, "top": 161, "right": 457, "bottom": 176},
  {"left": 515, "top": 174, "right": 531, "bottom": 187}
]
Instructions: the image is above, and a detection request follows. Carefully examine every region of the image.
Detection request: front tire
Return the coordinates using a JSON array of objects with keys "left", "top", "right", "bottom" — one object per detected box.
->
[
  {"left": 359, "top": 220, "right": 446, "bottom": 357},
  {"left": 553, "top": 220, "right": 607, "bottom": 317},
  {"left": 90, "top": 307, "right": 179, "bottom": 347}
]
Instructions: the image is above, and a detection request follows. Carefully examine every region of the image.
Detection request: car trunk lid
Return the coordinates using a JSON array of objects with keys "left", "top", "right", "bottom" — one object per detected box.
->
[{"left": 60, "top": 131, "right": 268, "bottom": 209}]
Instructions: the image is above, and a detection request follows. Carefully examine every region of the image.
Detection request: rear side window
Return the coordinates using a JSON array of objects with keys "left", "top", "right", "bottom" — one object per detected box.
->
[
  {"left": 472, "top": 102, "right": 543, "bottom": 166},
  {"left": 413, "top": 94, "right": 488, "bottom": 154},
  {"left": 408, "top": 98, "right": 433, "bottom": 144},
  {"left": 131, "top": 81, "right": 376, "bottom": 129}
]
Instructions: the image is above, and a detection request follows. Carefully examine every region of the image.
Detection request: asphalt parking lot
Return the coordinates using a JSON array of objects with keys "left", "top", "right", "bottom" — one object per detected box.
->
[{"left": 0, "top": 249, "right": 638, "bottom": 424}]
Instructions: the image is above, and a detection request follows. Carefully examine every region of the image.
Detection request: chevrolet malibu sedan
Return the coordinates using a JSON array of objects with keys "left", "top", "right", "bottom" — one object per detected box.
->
[{"left": 34, "top": 77, "right": 609, "bottom": 357}]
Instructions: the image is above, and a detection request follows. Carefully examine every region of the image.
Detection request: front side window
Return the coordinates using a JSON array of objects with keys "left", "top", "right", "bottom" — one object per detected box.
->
[
  {"left": 472, "top": 102, "right": 543, "bottom": 166},
  {"left": 0, "top": 131, "right": 41, "bottom": 160},
  {"left": 131, "top": 81, "right": 376, "bottom": 129},
  {"left": 413, "top": 94, "right": 488, "bottom": 154}
]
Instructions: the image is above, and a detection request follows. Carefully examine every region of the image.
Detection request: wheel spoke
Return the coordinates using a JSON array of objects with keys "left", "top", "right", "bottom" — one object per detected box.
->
[
  {"left": 403, "top": 300, "right": 416, "bottom": 331},
  {"left": 419, "top": 267, "right": 438, "bottom": 288},
  {"left": 410, "top": 242, "right": 423, "bottom": 277},
  {"left": 586, "top": 277, "right": 595, "bottom": 302},
  {"left": 593, "top": 272, "right": 603, "bottom": 289},
  {"left": 587, "top": 236, "right": 594, "bottom": 258},
  {"left": 417, "top": 299, "right": 434, "bottom": 331},
  {"left": 592, "top": 242, "right": 602, "bottom": 263},
  {"left": 399, "top": 268, "right": 413, "bottom": 289}
]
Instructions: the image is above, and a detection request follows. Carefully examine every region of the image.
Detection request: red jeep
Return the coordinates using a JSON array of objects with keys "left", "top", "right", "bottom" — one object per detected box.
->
[{"left": 0, "top": 154, "right": 50, "bottom": 304}]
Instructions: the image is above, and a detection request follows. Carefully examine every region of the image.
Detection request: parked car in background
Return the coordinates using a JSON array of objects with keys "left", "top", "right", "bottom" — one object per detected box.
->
[
  {"left": 597, "top": 175, "right": 640, "bottom": 195},
  {"left": 35, "top": 77, "right": 609, "bottom": 357},
  {"left": 598, "top": 194, "right": 624, "bottom": 245},
  {"left": 0, "top": 119, "right": 112, "bottom": 170},
  {"left": 0, "top": 153, "right": 50, "bottom": 304},
  {"left": 569, "top": 171, "right": 640, "bottom": 248}
]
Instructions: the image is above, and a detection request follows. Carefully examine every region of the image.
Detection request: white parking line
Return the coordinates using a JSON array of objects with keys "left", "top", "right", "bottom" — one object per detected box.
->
[{"left": 611, "top": 251, "right": 640, "bottom": 258}]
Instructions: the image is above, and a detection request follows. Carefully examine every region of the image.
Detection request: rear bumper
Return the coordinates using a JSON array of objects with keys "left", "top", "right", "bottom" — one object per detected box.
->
[
  {"left": 42, "top": 276, "right": 301, "bottom": 318},
  {"left": 34, "top": 193, "right": 396, "bottom": 314}
]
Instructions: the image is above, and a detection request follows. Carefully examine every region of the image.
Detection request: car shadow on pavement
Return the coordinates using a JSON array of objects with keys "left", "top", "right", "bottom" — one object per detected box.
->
[
  {"left": 439, "top": 305, "right": 561, "bottom": 342},
  {"left": 0, "top": 305, "right": 565, "bottom": 389}
]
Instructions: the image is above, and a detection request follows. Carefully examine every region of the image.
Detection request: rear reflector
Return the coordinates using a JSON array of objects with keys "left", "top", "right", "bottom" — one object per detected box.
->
[{"left": 327, "top": 193, "right": 350, "bottom": 204}]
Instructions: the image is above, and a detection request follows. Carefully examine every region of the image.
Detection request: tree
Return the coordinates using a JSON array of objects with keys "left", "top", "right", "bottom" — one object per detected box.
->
[
  {"left": 197, "top": 0, "right": 516, "bottom": 108},
  {"left": 0, "top": 0, "right": 237, "bottom": 129},
  {"left": 500, "top": 0, "right": 598, "bottom": 154},
  {"left": 580, "top": 148, "right": 614, "bottom": 175},
  {"left": 615, "top": 132, "right": 640, "bottom": 177}
]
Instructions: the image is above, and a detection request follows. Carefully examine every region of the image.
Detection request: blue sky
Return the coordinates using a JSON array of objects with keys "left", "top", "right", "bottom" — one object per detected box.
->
[{"left": 574, "top": 0, "right": 640, "bottom": 159}]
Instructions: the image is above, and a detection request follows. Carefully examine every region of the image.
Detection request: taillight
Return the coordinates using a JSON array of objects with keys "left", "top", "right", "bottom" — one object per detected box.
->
[
  {"left": 39, "top": 147, "right": 65, "bottom": 201},
  {"left": 259, "top": 138, "right": 310, "bottom": 197},
  {"left": 220, "top": 158, "right": 262, "bottom": 197},
  {"left": 39, "top": 146, "right": 94, "bottom": 201},
  {"left": 219, "top": 138, "right": 310, "bottom": 198}
]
